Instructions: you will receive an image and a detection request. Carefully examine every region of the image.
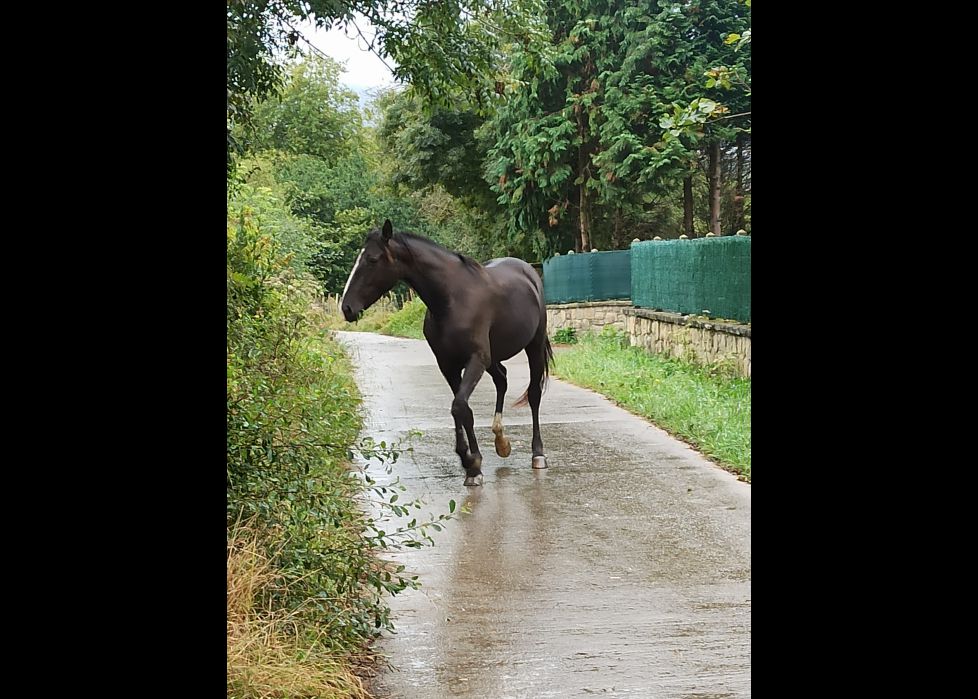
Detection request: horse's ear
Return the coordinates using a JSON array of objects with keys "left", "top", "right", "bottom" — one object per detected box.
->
[{"left": 382, "top": 219, "right": 393, "bottom": 241}]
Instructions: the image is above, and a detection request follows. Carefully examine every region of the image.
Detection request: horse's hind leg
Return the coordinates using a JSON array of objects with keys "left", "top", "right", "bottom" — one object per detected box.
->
[
  {"left": 525, "top": 336, "right": 548, "bottom": 470},
  {"left": 453, "top": 355, "right": 488, "bottom": 486},
  {"left": 487, "top": 362, "right": 511, "bottom": 458}
]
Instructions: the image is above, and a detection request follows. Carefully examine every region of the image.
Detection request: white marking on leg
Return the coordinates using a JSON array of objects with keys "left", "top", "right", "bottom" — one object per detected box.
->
[
  {"left": 493, "top": 411, "right": 511, "bottom": 457},
  {"left": 341, "top": 248, "right": 365, "bottom": 303}
]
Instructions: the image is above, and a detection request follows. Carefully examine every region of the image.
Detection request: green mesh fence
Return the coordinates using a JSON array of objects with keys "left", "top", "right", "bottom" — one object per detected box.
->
[
  {"left": 630, "top": 236, "right": 751, "bottom": 322},
  {"left": 543, "top": 250, "right": 631, "bottom": 304}
]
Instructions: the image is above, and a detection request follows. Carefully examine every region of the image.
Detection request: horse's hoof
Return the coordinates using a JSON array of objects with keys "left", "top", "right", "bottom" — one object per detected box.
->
[
  {"left": 464, "top": 474, "right": 484, "bottom": 486},
  {"left": 532, "top": 455, "right": 548, "bottom": 470},
  {"left": 495, "top": 436, "right": 511, "bottom": 458}
]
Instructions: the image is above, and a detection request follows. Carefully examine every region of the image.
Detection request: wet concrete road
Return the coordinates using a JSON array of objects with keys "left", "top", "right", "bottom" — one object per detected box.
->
[{"left": 336, "top": 332, "right": 751, "bottom": 698}]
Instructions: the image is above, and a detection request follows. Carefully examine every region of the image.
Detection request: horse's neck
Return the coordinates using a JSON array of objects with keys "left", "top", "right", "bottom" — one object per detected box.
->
[{"left": 400, "top": 244, "right": 461, "bottom": 317}]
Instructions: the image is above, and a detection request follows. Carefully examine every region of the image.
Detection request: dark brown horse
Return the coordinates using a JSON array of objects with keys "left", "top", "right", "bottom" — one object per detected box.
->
[{"left": 341, "top": 220, "right": 553, "bottom": 486}]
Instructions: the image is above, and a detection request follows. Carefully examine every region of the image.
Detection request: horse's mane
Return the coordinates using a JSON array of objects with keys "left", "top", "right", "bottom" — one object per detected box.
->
[{"left": 394, "top": 230, "right": 483, "bottom": 271}]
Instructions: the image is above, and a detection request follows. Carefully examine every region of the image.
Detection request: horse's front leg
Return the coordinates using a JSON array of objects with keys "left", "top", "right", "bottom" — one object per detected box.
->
[
  {"left": 435, "top": 358, "right": 470, "bottom": 473},
  {"left": 453, "top": 355, "right": 488, "bottom": 486}
]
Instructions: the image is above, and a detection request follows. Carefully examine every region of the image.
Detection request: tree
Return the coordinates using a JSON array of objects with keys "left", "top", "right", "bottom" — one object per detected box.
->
[
  {"left": 592, "top": 2, "right": 709, "bottom": 237},
  {"left": 249, "top": 57, "right": 362, "bottom": 164},
  {"left": 655, "top": 0, "right": 751, "bottom": 234},
  {"left": 227, "top": 1, "right": 535, "bottom": 175},
  {"left": 377, "top": 89, "right": 499, "bottom": 213},
  {"left": 484, "top": 2, "right": 612, "bottom": 255},
  {"left": 227, "top": 0, "right": 289, "bottom": 174},
  {"left": 484, "top": 1, "right": 707, "bottom": 255}
]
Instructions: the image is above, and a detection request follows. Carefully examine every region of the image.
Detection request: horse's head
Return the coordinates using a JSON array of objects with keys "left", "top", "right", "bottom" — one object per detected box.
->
[{"left": 341, "top": 219, "right": 403, "bottom": 322}]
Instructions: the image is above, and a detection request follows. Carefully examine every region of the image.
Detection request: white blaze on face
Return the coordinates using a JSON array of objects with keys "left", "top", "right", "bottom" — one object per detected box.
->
[{"left": 341, "top": 248, "right": 365, "bottom": 304}]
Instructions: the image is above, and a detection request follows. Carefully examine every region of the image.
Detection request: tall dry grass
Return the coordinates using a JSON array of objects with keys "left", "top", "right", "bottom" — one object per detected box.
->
[{"left": 227, "top": 525, "right": 369, "bottom": 699}]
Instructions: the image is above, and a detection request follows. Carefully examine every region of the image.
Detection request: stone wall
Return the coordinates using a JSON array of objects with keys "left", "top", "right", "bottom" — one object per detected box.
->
[
  {"left": 546, "top": 300, "right": 631, "bottom": 335},
  {"left": 624, "top": 309, "right": 751, "bottom": 377},
  {"left": 546, "top": 302, "right": 751, "bottom": 378}
]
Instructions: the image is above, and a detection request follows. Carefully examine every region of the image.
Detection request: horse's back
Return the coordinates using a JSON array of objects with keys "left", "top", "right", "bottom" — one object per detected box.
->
[{"left": 484, "top": 257, "right": 541, "bottom": 289}]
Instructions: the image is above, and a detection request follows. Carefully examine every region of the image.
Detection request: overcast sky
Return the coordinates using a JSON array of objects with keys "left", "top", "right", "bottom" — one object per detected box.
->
[{"left": 297, "top": 15, "right": 400, "bottom": 102}]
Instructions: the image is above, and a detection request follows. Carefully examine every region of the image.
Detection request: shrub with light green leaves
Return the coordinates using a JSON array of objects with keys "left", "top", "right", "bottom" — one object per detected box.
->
[{"left": 227, "top": 198, "right": 455, "bottom": 665}]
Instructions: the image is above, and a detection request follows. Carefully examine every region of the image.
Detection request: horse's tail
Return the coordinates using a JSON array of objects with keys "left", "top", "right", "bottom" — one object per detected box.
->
[{"left": 513, "top": 335, "right": 554, "bottom": 407}]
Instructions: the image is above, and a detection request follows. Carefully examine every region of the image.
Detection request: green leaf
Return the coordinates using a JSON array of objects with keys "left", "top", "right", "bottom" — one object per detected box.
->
[
  {"left": 512, "top": 184, "right": 525, "bottom": 202},
  {"left": 449, "top": 499, "right": 456, "bottom": 513}
]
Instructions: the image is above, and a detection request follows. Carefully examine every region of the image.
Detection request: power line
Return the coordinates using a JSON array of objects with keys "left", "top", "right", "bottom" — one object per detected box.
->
[
  {"left": 276, "top": 14, "right": 395, "bottom": 76},
  {"left": 349, "top": 17, "right": 396, "bottom": 74}
]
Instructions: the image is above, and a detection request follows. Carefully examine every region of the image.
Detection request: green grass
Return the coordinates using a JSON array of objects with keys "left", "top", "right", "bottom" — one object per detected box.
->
[
  {"left": 379, "top": 297, "right": 427, "bottom": 339},
  {"left": 552, "top": 326, "right": 578, "bottom": 344},
  {"left": 552, "top": 329, "right": 751, "bottom": 481},
  {"left": 318, "top": 294, "right": 427, "bottom": 339}
]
